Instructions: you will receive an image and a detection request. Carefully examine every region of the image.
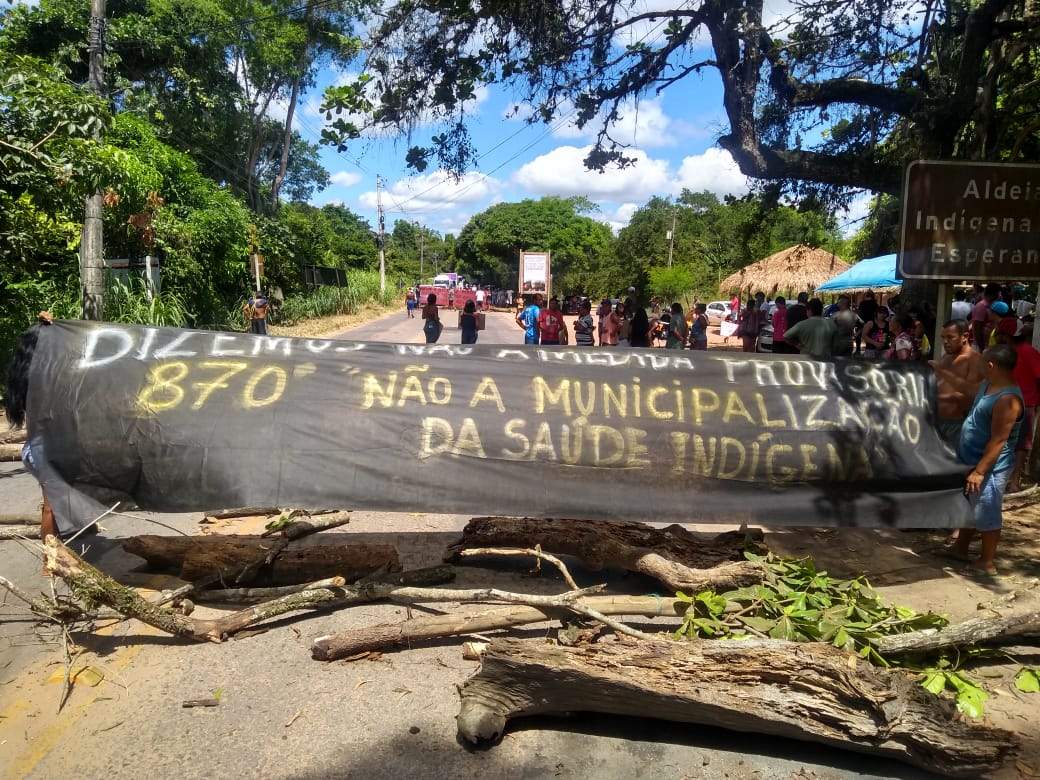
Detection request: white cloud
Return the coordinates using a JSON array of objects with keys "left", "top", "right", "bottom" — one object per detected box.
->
[
  {"left": 603, "top": 202, "right": 640, "bottom": 233},
  {"left": 514, "top": 145, "right": 671, "bottom": 202},
  {"left": 330, "top": 171, "right": 362, "bottom": 187},
  {"left": 359, "top": 170, "right": 501, "bottom": 213},
  {"left": 515, "top": 144, "right": 749, "bottom": 203},
  {"left": 553, "top": 97, "right": 676, "bottom": 148},
  {"left": 675, "top": 148, "right": 750, "bottom": 198}
]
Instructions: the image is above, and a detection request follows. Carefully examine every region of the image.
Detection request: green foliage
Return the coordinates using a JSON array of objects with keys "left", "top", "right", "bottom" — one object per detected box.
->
[
  {"left": 647, "top": 265, "right": 696, "bottom": 304},
  {"left": 920, "top": 663, "right": 989, "bottom": 719},
  {"left": 674, "top": 552, "right": 946, "bottom": 666},
  {"left": 104, "top": 276, "right": 188, "bottom": 328},
  {"left": 671, "top": 551, "right": 1012, "bottom": 718},
  {"left": 455, "top": 197, "right": 616, "bottom": 295},
  {"left": 616, "top": 191, "right": 845, "bottom": 299},
  {"left": 268, "top": 270, "right": 398, "bottom": 326},
  {"left": 1015, "top": 668, "right": 1040, "bottom": 693}
]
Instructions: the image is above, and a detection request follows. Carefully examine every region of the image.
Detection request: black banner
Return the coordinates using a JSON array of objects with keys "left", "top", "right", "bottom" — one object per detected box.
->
[{"left": 24, "top": 321, "right": 971, "bottom": 534}]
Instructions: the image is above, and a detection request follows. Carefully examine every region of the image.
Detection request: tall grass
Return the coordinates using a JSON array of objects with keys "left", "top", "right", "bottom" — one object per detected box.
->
[
  {"left": 104, "top": 276, "right": 189, "bottom": 328},
  {"left": 269, "top": 270, "right": 400, "bottom": 326}
]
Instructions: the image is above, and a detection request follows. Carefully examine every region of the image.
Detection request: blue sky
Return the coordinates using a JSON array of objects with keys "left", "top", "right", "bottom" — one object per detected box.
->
[{"left": 277, "top": 64, "right": 767, "bottom": 238}]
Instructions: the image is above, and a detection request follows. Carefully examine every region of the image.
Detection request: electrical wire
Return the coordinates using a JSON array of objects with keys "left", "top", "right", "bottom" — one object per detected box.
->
[{"left": 382, "top": 2, "right": 691, "bottom": 215}]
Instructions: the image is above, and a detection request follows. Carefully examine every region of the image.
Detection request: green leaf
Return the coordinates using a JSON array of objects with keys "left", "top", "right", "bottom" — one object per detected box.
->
[
  {"left": 769, "top": 616, "right": 798, "bottom": 641},
  {"left": 946, "top": 672, "right": 988, "bottom": 718},
  {"left": 739, "top": 616, "right": 778, "bottom": 633},
  {"left": 1015, "top": 668, "right": 1040, "bottom": 693},
  {"left": 921, "top": 671, "right": 947, "bottom": 695}
]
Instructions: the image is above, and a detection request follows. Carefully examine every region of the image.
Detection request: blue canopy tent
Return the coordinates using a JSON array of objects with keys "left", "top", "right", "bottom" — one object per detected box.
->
[{"left": 816, "top": 253, "right": 900, "bottom": 294}]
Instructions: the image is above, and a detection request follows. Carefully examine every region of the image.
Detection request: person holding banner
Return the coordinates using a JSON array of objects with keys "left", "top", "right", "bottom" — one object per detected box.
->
[{"left": 953, "top": 345, "right": 1024, "bottom": 575}]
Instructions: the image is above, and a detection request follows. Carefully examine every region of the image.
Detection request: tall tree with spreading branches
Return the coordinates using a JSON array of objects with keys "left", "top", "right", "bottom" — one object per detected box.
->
[{"left": 322, "top": 0, "right": 1040, "bottom": 202}]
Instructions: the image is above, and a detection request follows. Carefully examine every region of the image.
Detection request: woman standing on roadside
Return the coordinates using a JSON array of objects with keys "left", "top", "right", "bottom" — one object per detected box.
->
[{"left": 422, "top": 293, "right": 442, "bottom": 343}]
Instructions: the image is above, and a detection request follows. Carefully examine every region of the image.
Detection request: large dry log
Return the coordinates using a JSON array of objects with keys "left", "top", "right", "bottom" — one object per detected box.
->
[
  {"left": 448, "top": 517, "right": 763, "bottom": 592},
  {"left": 457, "top": 638, "right": 1016, "bottom": 777},
  {"left": 44, "top": 537, "right": 415, "bottom": 641},
  {"left": 875, "top": 609, "right": 1040, "bottom": 656},
  {"left": 311, "top": 594, "right": 687, "bottom": 660},
  {"left": 122, "top": 533, "right": 398, "bottom": 586}
]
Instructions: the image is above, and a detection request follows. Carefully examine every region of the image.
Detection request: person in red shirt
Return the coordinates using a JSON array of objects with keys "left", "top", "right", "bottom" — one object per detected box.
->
[
  {"left": 538, "top": 296, "right": 568, "bottom": 345},
  {"left": 995, "top": 318, "right": 1040, "bottom": 492}
]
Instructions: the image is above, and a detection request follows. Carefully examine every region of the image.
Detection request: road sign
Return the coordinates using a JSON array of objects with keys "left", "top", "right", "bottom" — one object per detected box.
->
[
  {"left": 520, "top": 251, "right": 550, "bottom": 296},
  {"left": 899, "top": 160, "right": 1040, "bottom": 281}
]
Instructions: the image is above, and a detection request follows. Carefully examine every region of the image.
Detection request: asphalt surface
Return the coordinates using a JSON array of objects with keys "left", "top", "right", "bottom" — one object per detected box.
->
[
  {"left": 334, "top": 307, "right": 524, "bottom": 344},
  {"left": 0, "top": 311, "right": 926, "bottom": 780}
]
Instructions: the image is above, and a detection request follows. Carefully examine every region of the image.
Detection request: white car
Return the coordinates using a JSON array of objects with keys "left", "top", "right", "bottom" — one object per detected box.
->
[{"left": 705, "top": 301, "right": 732, "bottom": 326}]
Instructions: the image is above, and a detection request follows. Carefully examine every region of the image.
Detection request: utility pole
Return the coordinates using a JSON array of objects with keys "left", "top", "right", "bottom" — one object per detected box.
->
[
  {"left": 418, "top": 226, "right": 425, "bottom": 281},
  {"left": 376, "top": 175, "right": 386, "bottom": 294},
  {"left": 80, "top": 0, "right": 106, "bottom": 319},
  {"left": 666, "top": 206, "right": 677, "bottom": 268}
]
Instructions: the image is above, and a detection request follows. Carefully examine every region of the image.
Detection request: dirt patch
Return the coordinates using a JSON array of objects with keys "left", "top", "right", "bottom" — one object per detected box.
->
[{"left": 267, "top": 301, "right": 399, "bottom": 339}]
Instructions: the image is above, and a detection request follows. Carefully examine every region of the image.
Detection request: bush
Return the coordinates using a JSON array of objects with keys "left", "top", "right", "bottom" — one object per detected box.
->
[{"left": 267, "top": 270, "right": 401, "bottom": 326}]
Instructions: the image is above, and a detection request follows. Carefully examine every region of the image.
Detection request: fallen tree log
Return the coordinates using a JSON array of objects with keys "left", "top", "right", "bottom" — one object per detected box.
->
[
  {"left": 0, "top": 514, "right": 41, "bottom": 526},
  {"left": 198, "top": 565, "right": 456, "bottom": 604},
  {"left": 44, "top": 537, "right": 441, "bottom": 641},
  {"left": 456, "top": 638, "right": 1016, "bottom": 777},
  {"left": 0, "top": 525, "right": 42, "bottom": 540},
  {"left": 447, "top": 517, "right": 763, "bottom": 591},
  {"left": 875, "top": 609, "right": 1040, "bottom": 656},
  {"left": 311, "top": 594, "right": 687, "bottom": 660},
  {"left": 123, "top": 532, "right": 397, "bottom": 586},
  {"left": 204, "top": 507, "right": 282, "bottom": 520}
]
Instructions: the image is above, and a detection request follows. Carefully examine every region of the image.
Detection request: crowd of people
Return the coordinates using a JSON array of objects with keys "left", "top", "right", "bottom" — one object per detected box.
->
[{"left": 498, "top": 283, "right": 1040, "bottom": 576}]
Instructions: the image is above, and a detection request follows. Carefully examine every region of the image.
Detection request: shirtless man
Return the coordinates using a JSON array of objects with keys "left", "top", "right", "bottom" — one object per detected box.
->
[{"left": 930, "top": 319, "right": 985, "bottom": 449}]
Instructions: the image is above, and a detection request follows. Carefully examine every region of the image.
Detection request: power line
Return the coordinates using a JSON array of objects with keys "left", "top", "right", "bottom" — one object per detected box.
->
[
  {"left": 378, "top": 3, "right": 686, "bottom": 217},
  {"left": 384, "top": 3, "right": 687, "bottom": 215}
]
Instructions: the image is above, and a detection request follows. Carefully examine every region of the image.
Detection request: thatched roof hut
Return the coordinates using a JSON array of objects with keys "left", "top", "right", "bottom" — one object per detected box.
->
[{"left": 720, "top": 245, "right": 849, "bottom": 297}]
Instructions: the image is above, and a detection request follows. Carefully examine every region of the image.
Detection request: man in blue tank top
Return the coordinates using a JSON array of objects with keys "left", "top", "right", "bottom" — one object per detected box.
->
[{"left": 953, "top": 344, "right": 1023, "bottom": 575}]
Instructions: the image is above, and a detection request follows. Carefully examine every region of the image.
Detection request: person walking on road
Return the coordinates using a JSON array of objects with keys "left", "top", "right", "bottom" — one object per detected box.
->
[
  {"left": 517, "top": 294, "right": 543, "bottom": 345},
  {"left": 422, "top": 293, "right": 442, "bottom": 343},
  {"left": 405, "top": 287, "right": 417, "bottom": 318}
]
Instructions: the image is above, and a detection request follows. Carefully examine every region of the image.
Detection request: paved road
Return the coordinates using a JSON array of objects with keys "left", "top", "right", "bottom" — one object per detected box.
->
[
  {"left": 334, "top": 308, "right": 523, "bottom": 344},
  {"left": 0, "top": 306, "right": 923, "bottom": 779}
]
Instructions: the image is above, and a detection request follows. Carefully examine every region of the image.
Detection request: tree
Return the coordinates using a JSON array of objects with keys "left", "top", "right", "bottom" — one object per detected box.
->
[
  {"left": 324, "top": 0, "right": 1040, "bottom": 202},
  {"left": 0, "top": 0, "right": 363, "bottom": 213},
  {"left": 454, "top": 197, "right": 616, "bottom": 294},
  {"left": 648, "top": 265, "right": 696, "bottom": 304},
  {"left": 615, "top": 191, "right": 843, "bottom": 297}
]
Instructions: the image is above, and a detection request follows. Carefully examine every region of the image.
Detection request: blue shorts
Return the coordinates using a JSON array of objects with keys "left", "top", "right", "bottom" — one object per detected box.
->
[
  {"left": 406, "top": 300, "right": 416, "bottom": 310},
  {"left": 969, "top": 467, "right": 1011, "bottom": 532},
  {"left": 524, "top": 335, "right": 539, "bottom": 345}
]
